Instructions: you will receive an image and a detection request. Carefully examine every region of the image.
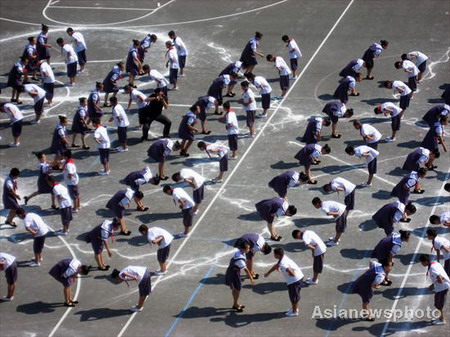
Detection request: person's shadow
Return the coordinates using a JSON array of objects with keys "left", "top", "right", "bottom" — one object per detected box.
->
[
  {"left": 211, "top": 311, "right": 285, "bottom": 328},
  {"left": 352, "top": 320, "right": 431, "bottom": 336},
  {"left": 74, "top": 308, "right": 131, "bottom": 321},
  {"left": 16, "top": 301, "right": 65, "bottom": 314}
]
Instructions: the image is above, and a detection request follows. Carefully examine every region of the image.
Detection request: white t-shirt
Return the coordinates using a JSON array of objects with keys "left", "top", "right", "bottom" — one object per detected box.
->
[
  {"left": 302, "top": 230, "right": 326, "bottom": 256},
  {"left": 149, "top": 69, "right": 169, "bottom": 88},
  {"left": 354, "top": 145, "right": 379, "bottom": 163},
  {"left": 63, "top": 160, "right": 79, "bottom": 186},
  {"left": 370, "top": 261, "right": 387, "bottom": 285},
  {"left": 288, "top": 172, "right": 300, "bottom": 187},
  {"left": 352, "top": 59, "right": 365, "bottom": 72},
  {"left": 381, "top": 102, "right": 403, "bottom": 117},
  {"left": 226, "top": 110, "right": 239, "bottom": 135},
  {"left": 393, "top": 201, "right": 405, "bottom": 223},
  {"left": 433, "top": 236, "right": 450, "bottom": 260},
  {"left": 94, "top": 126, "right": 110, "bottom": 149},
  {"left": 119, "top": 188, "right": 134, "bottom": 207},
  {"left": 53, "top": 184, "right": 72, "bottom": 208},
  {"left": 428, "top": 262, "right": 450, "bottom": 292},
  {"left": 112, "top": 104, "right": 130, "bottom": 128},
  {"left": 4, "top": 103, "right": 23, "bottom": 123},
  {"left": 23, "top": 213, "right": 49, "bottom": 237},
  {"left": 206, "top": 144, "right": 229, "bottom": 158},
  {"left": 167, "top": 47, "right": 179, "bottom": 69},
  {"left": 405, "top": 171, "right": 419, "bottom": 188},
  {"left": 360, "top": 124, "right": 382, "bottom": 143},
  {"left": 331, "top": 177, "right": 356, "bottom": 196},
  {"left": 392, "top": 81, "right": 412, "bottom": 96},
  {"left": 407, "top": 51, "right": 428, "bottom": 66},
  {"left": 172, "top": 187, "right": 195, "bottom": 209},
  {"left": 278, "top": 255, "right": 304, "bottom": 285},
  {"left": 321, "top": 200, "right": 346, "bottom": 218},
  {"left": 253, "top": 76, "right": 272, "bottom": 94},
  {"left": 243, "top": 89, "right": 257, "bottom": 111},
  {"left": 331, "top": 102, "right": 347, "bottom": 117},
  {"left": 147, "top": 227, "right": 174, "bottom": 248},
  {"left": 24, "top": 84, "right": 46, "bottom": 103},
  {"left": 119, "top": 266, "right": 147, "bottom": 284},
  {"left": 62, "top": 44, "right": 78, "bottom": 64},
  {"left": 440, "top": 211, "right": 450, "bottom": 225},
  {"left": 134, "top": 166, "right": 154, "bottom": 185},
  {"left": 417, "top": 147, "right": 430, "bottom": 167},
  {"left": 100, "top": 220, "right": 114, "bottom": 240},
  {"left": 275, "top": 56, "right": 292, "bottom": 76},
  {"left": 173, "top": 36, "right": 188, "bottom": 56},
  {"left": 287, "top": 39, "right": 302, "bottom": 59},
  {"left": 179, "top": 168, "right": 205, "bottom": 189},
  {"left": 402, "top": 60, "right": 419, "bottom": 77},
  {"left": 40, "top": 61, "right": 55, "bottom": 83},
  {"left": 311, "top": 144, "right": 322, "bottom": 159},
  {"left": 0, "top": 252, "right": 16, "bottom": 269},
  {"left": 71, "top": 32, "right": 87, "bottom": 52},
  {"left": 63, "top": 259, "right": 81, "bottom": 278},
  {"left": 131, "top": 89, "right": 148, "bottom": 109},
  {"left": 275, "top": 199, "right": 289, "bottom": 217}
]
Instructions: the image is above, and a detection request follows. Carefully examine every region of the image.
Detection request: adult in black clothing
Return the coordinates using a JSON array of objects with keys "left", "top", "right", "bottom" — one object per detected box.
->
[{"left": 141, "top": 88, "right": 172, "bottom": 141}]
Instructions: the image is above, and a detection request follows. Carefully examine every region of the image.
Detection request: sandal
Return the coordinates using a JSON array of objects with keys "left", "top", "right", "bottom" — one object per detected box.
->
[
  {"left": 98, "top": 266, "right": 109, "bottom": 271},
  {"left": 214, "top": 111, "right": 223, "bottom": 115},
  {"left": 136, "top": 207, "right": 149, "bottom": 212},
  {"left": 201, "top": 130, "right": 212, "bottom": 135},
  {"left": 252, "top": 274, "right": 259, "bottom": 280},
  {"left": 232, "top": 306, "right": 244, "bottom": 312},
  {"left": 270, "top": 236, "right": 282, "bottom": 242},
  {"left": 82, "top": 146, "right": 90, "bottom": 150},
  {"left": 71, "top": 144, "right": 80, "bottom": 148},
  {"left": 365, "top": 76, "right": 374, "bottom": 80},
  {"left": 70, "top": 300, "right": 79, "bottom": 304},
  {"left": 331, "top": 134, "right": 341, "bottom": 138},
  {"left": 160, "top": 176, "right": 169, "bottom": 181},
  {"left": 120, "top": 230, "right": 132, "bottom": 236},
  {"left": 103, "top": 103, "right": 111, "bottom": 107},
  {"left": 64, "top": 302, "right": 75, "bottom": 307},
  {"left": 307, "top": 180, "right": 318, "bottom": 185},
  {"left": 412, "top": 189, "right": 425, "bottom": 194},
  {"left": 51, "top": 204, "right": 59, "bottom": 210}
]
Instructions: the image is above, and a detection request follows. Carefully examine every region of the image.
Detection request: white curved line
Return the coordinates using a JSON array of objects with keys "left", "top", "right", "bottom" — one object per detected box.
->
[{"left": 42, "top": 0, "right": 175, "bottom": 27}]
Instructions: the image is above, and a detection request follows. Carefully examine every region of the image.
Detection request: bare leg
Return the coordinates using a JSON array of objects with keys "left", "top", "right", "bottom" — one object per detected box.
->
[
  {"left": 7, "top": 283, "right": 15, "bottom": 298},
  {"left": 119, "top": 217, "right": 128, "bottom": 233},
  {"left": 367, "top": 173, "right": 374, "bottom": 185},
  {"left": 136, "top": 295, "right": 147, "bottom": 309},
  {"left": 63, "top": 286, "right": 71, "bottom": 304},
  {"left": 159, "top": 161, "right": 165, "bottom": 178},
  {"left": 232, "top": 289, "right": 240, "bottom": 308}
]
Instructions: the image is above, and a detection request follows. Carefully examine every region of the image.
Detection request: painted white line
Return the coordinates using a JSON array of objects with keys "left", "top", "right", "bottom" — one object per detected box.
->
[
  {"left": 47, "top": 225, "right": 82, "bottom": 337},
  {"left": 48, "top": 6, "right": 156, "bottom": 11},
  {"left": 379, "top": 170, "right": 450, "bottom": 336},
  {"left": 42, "top": 0, "right": 175, "bottom": 27},
  {"left": 116, "top": 1, "right": 355, "bottom": 336}
]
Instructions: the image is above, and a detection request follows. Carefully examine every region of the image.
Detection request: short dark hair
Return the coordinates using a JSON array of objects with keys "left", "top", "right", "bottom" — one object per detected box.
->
[
  {"left": 281, "top": 35, "right": 289, "bottom": 42},
  {"left": 10, "top": 168, "right": 20, "bottom": 177},
  {"left": 445, "top": 183, "right": 450, "bottom": 192},
  {"left": 322, "top": 144, "right": 331, "bottom": 154},
  {"left": 322, "top": 183, "right": 332, "bottom": 192},
  {"left": 79, "top": 97, "right": 87, "bottom": 104},
  {"left": 92, "top": 118, "right": 101, "bottom": 125},
  {"left": 63, "top": 149, "right": 72, "bottom": 159},
  {"left": 172, "top": 172, "right": 181, "bottom": 182},
  {"left": 168, "top": 30, "right": 175, "bottom": 37},
  {"left": 109, "top": 96, "right": 118, "bottom": 104},
  {"left": 431, "top": 149, "right": 440, "bottom": 158},
  {"left": 163, "top": 185, "right": 173, "bottom": 193},
  {"left": 79, "top": 265, "right": 90, "bottom": 275},
  {"left": 399, "top": 230, "right": 410, "bottom": 241},
  {"left": 312, "top": 197, "right": 321, "bottom": 205},
  {"left": 292, "top": 229, "right": 301, "bottom": 239},
  {"left": 261, "top": 243, "right": 272, "bottom": 255},
  {"left": 66, "top": 27, "right": 74, "bottom": 33},
  {"left": 345, "top": 109, "right": 354, "bottom": 117},
  {"left": 238, "top": 241, "right": 251, "bottom": 250},
  {"left": 380, "top": 40, "right": 389, "bottom": 48},
  {"left": 240, "top": 80, "right": 250, "bottom": 88},
  {"left": 401, "top": 53, "right": 408, "bottom": 61},
  {"left": 111, "top": 268, "right": 120, "bottom": 278},
  {"left": 142, "top": 64, "right": 150, "bottom": 72},
  {"left": 374, "top": 105, "right": 382, "bottom": 114},
  {"left": 150, "top": 34, "right": 157, "bottom": 41},
  {"left": 266, "top": 54, "right": 273, "bottom": 61},
  {"left": 35, "top": 152, "right": 45, "bottom": 160},
  {"left": 150, "top": 176, "right": 161, "bottom": 185},
  {"left": 394, "top": 61, "right": 403, "bottom": 69},
  {"left": 426, "top": 228, "right": 437, "bottom": 238},
  {"left": 245, "top": 72, "right": 255, "bottom": 81},
  {"left": 47, "top": 175, "right": 56, "bottom": 184},
  {"left": 287, "top": 205, "right": 297, "bottom": 216},
  {"left": 274, "top": 247, "right": 284, "bottom": 257},
  {"left": 323, "top": 118, "right": 331, "bottom": 127},
  {"left": 429, "top": 215, "right": 440, "bottom": 224},
  {"left": 255, "top": 31, "right": 263, "bottom": 39},
  {"left": 405, "top": 202, "right": 416, "bottom": 215},
  {"left": 138, "top": 224, "right": 148, "bottom": 233},
  {"left": 222, "top": 101, "right": 231, "bottom": 110},
  {"left": 383, "top": 80, "right": 393, "bottom": 88},
  {"left": 135, "top": 191, "right": 144, "bottom": 199},
  {"left": 16, "top": 208, "right": 26, "bottom": 216},
  {"left": 56, "top": 37, "right": 64, "bottom": 44},
  {"left": 197, "top": 141, "right": 207, "bottom": 149},
  {"left": 345, "top": 146, "right": 355, "bottom": 155},
  {"left": 419, "top": 254, "right": 430, "bottom": 263}
]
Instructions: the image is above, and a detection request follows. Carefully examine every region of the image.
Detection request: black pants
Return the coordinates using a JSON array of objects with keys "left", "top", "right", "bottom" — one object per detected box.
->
[{"left": 142, "top": 114, "right": 172, "bottom": 139}]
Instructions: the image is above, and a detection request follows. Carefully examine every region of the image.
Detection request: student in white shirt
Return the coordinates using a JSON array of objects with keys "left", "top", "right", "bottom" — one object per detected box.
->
[
  {"left": 384, "top": 80, "right": 412, "bottom": 111},
  {"left": 245, "top": 72, "right": 272, "bottom": 118},
  {"left": 427, "top": 228, "right": 450, "bottom": 277},
  {"left": 401, "top": 51, "right": 428, "bottom": 82},
  {"left": 0, "top": 102, "right": 23, "bottom": 147},
  {"left": 322, "top": 177, "right": 356, "bottom": 211},
  {"left": 345, "top": 145, "right": 379, "bottom": 187},
  {"left": 56, "top": 37, "right": 78, "bottom": 85},
  {"left": 353, "top": 120, "right": 382, "bottom": 149},
  {"left": 93, "top": 119, "right": 111, "bottom": 175},
  {"left": 169, "top": 30, "right": 188, "bottom": 77},
  {"left": 47, "top": 176, "right": 73, "bottom": 235},
  {"left": 172, "top": 168, "right": 206, "bottom": 213},
  {"left": 23, "top": 83, "right": 46, "bottom": 124},
  {"left": 266, "top": 54, "right": 291, "bottom": 98},
  {"left": 139, "top": 225, "right": 174, "bottom": 275},
  {"left": 38, "top": 60, "right": 55, "bottom": 105},
  {"left": 197, "top": 141, "right": 230, "bottom": 183},
  {"left": 429, "top": 211, "right": 450, "bottom": 228},
  {"left": 223, "top": 101, "right": 239, "bottom": 158},
  {"left": 241, "top": 80, "right": 257, "bottom": 137},
  {"left": 395, "top": 59, "right": 419, "bottom": 94},
  {"left": 0, "top": 252, "right": 17, "bottom": 301},
  {"left": 163, "top": 185, "right": 195, "bottom": 237},
  {"left": 109, "top": 97, "right": 129, "bottom": 152},
  {"left": 264, "top": 248, "right": 304, "bottom": 317},
  {"left": 312, "top": 197, "right": 348, "bottom": 246},
  {"left": 165, "top": 40, "right": 179, "bottom": 90},
  {"left": 66, "top": 28, "right": 87, "bottom": 72},
  {"left": 282, "top": 35, "right": 302, "bottom": 78},
  {"left": 62, "top": 150, "right": 80, "bottom": 212},
  {"left": 420, "top": 254, "right": 450, "bottom": 325},
  {"left": 142, "top": 65, "right": 170, "bottom": 97},
  {"left": 17, "top": 208, "right": 49, "bottom": 267},
  {"left": 374, "top": 102, "right": 404, "bottom": 142},
  {"left": 292, "top": 230, "right": 326, "bottom": 285}
]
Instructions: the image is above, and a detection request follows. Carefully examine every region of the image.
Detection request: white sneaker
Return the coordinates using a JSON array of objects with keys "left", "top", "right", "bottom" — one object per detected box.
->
[
  {"left": 305, "top": 278, "right": 318, "bottom": 285},
  {"left": 121, "top": 148, "right": 129, "bottom": 152},
  {"left": 130, "top": 305, "right": 143, "bottom": 312},
  {"left": 72, "top": 208, "right": 79, "bottom": 213},
  {"left": 212, "top": 178, "right": 223, "bottom": 183},
  {"left": 360, "top": 182, "right": 372, "bottom": 187},
  {"left": 28, "top": 261, "right": 41, "bottom": 267},
  {"left": 285, "top": 309, "right": 299, "bottom": 317},
  {"left": 326, "top": 240, "right": 339, "bottom": 247},
  {"left": 178, "top": 74, "right": 185, "bottom": 78},
  {"left": 432, "top": 318, "right": 445, "bottom": 325},
  {"left": 176, "top": 232, "right": 188, "bottom": 239},
  {"left": 193, "top": 210, "right": 199, "bottom": 215},
  {"left": 31, "top": 120, "right": 40, "bottom": 125},
  {"left": 116, "top": 146, "right": 123, "bottom": 152},
  {"left": 154, "top": 269, "right": 167, "bottom": 276},
  {"left": 229, "top": 156, "right": 238, "bottom": 160},
  {"left": 8, "top": 142, "right": 20, "bottom": 147},
  {"left": 256, "top": 113, "right": 267, "bottom": 118},
  {"left": 2, "top": 296, "right": 13, "bottom": 301},
  {"left": 385, "top": 137, "right": 396, "bottom": 142},
  {"left": 98, "top": 170, "right": 110, "bottom": 176}
]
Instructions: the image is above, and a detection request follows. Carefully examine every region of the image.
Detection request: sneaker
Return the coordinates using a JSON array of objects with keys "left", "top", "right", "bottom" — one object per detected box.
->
[
  {"left": 130, "top": 305, "right": 143, "bottom": 313},
  {"left": 121, "top": 148, "right": 129, "bottom": 152},
  {"left": 28, "top": 261, "right": 41, "bottom": 267},
  {"left": 98, "top": 170, "right": 110, "bottom": 176},
  {"left": 154, "top": 269, "right": 167, "bottom": 276},
  {"left": 229, "top": 156, "right": 238, "bottom": 160},
  {"left": 178, "top": 74, "right": 185, "bottom": 78},
  {"left": 256, "top": 113, "right": 267, "bottom": 118},
  {"left": 305, "top": 278, "right": 318, "bottom": 285},
  {"left": 116, "top": 146, "right": 123, "bottom": 152},
  {"left": 432, "top": 318, "right": 445, "bottom": 325},
  {"left": 385, "top": 137, "right": 396, "bottom": 142},
  {"left": 360, "top": 182, "right": 372, "bottom": 187},
  {"left": 2, "top": 296, "right": 13, "bottom": 301},
  {"left": 176, "top": 232, "right": 188, "bottom": 239},
  {"left": 72, "top": 208, "right": 79, "bottom": 213},
  {"left": 30, "top": 120, "right": 40, "bottom": 125},
  {"left": 212, "top": 178, "right": 223, "bottom": 183},
  {"left": 326, "top": 240, "right": 339, "bottom": 247},
  {"left": 8, "top": 142, "right": 20, "bottom": 147},
  {"left": 285, "top": 309, "right": 299, "bottom": 317},
  {"left": 193, "top": 210, "right": 199, "bottom": 215}
]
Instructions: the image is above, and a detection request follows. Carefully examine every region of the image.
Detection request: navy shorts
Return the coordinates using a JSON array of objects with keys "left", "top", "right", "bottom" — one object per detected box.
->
[
  {"left": 11, "top": 120, "right": 23, "bottom": 137},
  {"left": 288, "top": 280, "right": 302, "bottom": 304},
  {"left": 77, "top": 49, "right": 87, "bottom": 66},
  {"left": 178, "top": 55, "right": 186, "bottom": 69},
  {"left": 399, "top": 94, "right": 411, "bottom": 110},
  {"left": 228, "top": 134, "right": 238, "bottom": 151},
  {"left": 246, "top": 110, "right": 255, "bottom": 127},
  {"left": 67, "top": 62, "right": 77, "bottom": 78},
  {"left": 33, "top": 235, "right": 46, "bottom": 254},
  {"left": 280, "top": 75, "right": 290, "bottom": 91},
  {"left": 193, "top": 185, "right": 204, "bottom": 204},
  {"left": 91, "top": 238, "right": 104, "bottom": 255},
  {"left": 43, "top": 82, "right": 54, "bottom": 100},
  {"left": 391, "top": 114, "right": 401, "bottom": 131},
  {"left": 418, "top": 60, "right": 427, "bottom": 73},
  {"left": 182, "top": 207, "right": 194, "bottom": 227},
  {"left": 435, "top": 289, "right": 448, "bottom": 311},
  {"left": 261, "top": 93, "right": 271, "bottom": 110},
  {"left": 368, "top": 158, "right": 377, "bottom": 175},
  {"left": 290, "top": 58, "right": 298, "bottom": 71},
  {"left": 408, "top": 76, "right": 418, "bottom": 92},
  {"left": 344, "top": 190, "right": 355, "bottom": 210},
  {"left": 99, "top": 148, "right": 110, "bottom": 165},
  {"left": 169, "top": 68, "right": 178, "bottom": 85},
  {"left": 138, "top": 271, "right": 152, "bottom": 297},
  {"left": 35, "top": 98, "right": 44, "bottom": 116},
  {"left": 117, "top": 126, "right": 127, "bottom": 144},
  {"left": 5, "top": 261, "right": 17, "bottom": 285},
  {"left": 157, "top": 244, "right": 171, "bottom": 263},
  {"left": 68, "top": 185, "right": 79, "bottom": 199},
  {"left": 219, "top": 155, "right": 228, "bottom": 172},
  {"left": 60, "top": 207, "right": 73, "bottom": 226},
  {"left": 313, "top": 254, "right": 324, "bottom": 274},
  {"left": 335, "top": 210, "right": 348, "bottom": 233}
]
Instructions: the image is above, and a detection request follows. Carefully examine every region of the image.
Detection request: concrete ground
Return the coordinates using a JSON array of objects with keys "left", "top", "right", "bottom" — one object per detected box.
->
[{"left": 0, "top": 1, "right": 449, "bottom": 337}]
